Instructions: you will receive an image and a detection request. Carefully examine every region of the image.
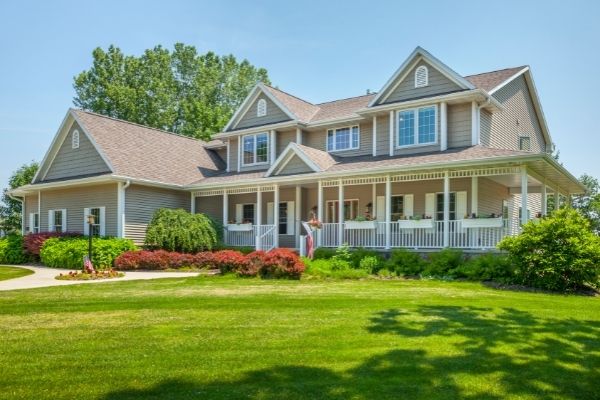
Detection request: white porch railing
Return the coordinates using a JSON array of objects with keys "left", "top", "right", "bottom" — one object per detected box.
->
[
  {"left": 257, "top": 224, "right": 276, "bottom": 252},
  {"left": 224, "top": 224, "right": 276, "bottom": 250},
  {"left": 318, "top": 219, "right": 515, "bottom": 250}
]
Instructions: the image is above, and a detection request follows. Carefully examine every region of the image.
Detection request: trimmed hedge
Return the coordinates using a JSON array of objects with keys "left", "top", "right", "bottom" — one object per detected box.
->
[
  {"left": 0, "top": 234, "right": 27, "bottom": 265},
  {"left": 40, "top": 237, "right": 136, "bottom": 270}
]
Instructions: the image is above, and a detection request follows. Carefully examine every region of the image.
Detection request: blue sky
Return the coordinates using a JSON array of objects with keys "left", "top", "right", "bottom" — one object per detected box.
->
[{"left": 1, "top": 0, "right": 599, "bottom": 188}]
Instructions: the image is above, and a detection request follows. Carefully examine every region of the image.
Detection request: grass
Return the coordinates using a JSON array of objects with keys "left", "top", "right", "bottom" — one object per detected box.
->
[
  {"left": 0, "top": 265, "right": 33, "bottom": 281},
  {"left": 0, "top": 276, "right": 598, "bottom": 399}
]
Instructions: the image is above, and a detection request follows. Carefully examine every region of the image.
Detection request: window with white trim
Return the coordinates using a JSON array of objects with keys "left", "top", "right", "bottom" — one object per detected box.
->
[
  {"left": 49, "top": 209, "right": 66, "bottom": 233},
  {"left": 257, "top": 99, "right": 267, "bottom": 117},
  {"left": 89, "top": 207, "right": 102, "bottom": 236},
  {"left": 397, "top": 106, "right": 437, "bottom": 147},
  {"left": 242, "top": 132, "right": 269, "bottom": 165},
  {"left": 242, "top": 204, "right": 255, "bottom": 224},
  {"left": 519, "top": 136, "right": 531, "bottom": 151},
  {"left": 415, "top": 65, "right": 428, "bottom": 88},
  {"left": 30, "top": 213, "right": 39, "bottom": 234},
  {"left": 326, "top": 125, "right": 359, "bottom": 152},
  {"left": 72, "top": 130, "right": 80, "bottom": 149},
  {"left": 391, "top": 195, "right": 404, "bottom": 221}
]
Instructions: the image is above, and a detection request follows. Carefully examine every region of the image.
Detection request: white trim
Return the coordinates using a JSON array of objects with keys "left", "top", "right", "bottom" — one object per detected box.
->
[
  {"left": 237, "top": 137, "right": 241, "bottom": 172},
  {"left": 325, "top": 197, "right": 359, "bottom": 224},
  {"left": 388, "top": 111, "right": 394, "bottom": 156},
  {"left": 241, "top": 132, "right": 270, "bottom": 167},
  {"left": 265, "top": 142, "right": 321, "bottom": 177},
  {"left": 226, "top": 139, "right": 230, "bottom": 173},
  {"left": 273, "top": 184, "right": 279, "bottom": 248},
  {"left": 471, "top": 176, "right": 478, "bottom": 215},
  {"left": 440, "top": 102, "right": 448, "bottom": 151},
  {"left": 396, "top": 105, "right": 438, "bottom": 148},
  {"left": 385, "top": 175, "right": 391, "bottom": 249},
  {"left": 296, "top": 128, "right": 302, "bottom": 145},
  {"left": 372, "top": 116, "right": 377, "bottom": 156},
  {"left": 32, "top": 111, "right": 72, "bottom": 183},
  {"left": 270, "top": 130, "right": 276, "bottom": 165},
  {"left": 326, "top": 125, "right": 360, "bottom": 152},
  {"left": 117, "top": 182, "right": 125, "bottom": 238},
  {"left": 488, "top": 66, "right": 530, "bottom": 95}
]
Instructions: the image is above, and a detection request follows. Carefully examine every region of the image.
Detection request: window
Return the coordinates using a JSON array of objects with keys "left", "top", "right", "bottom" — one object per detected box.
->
[
  {"left": 242, "top": 133, "right": 269, "bottom": 165},
  {"left": 327, "top": 126, "right": 359, "bottom": 152},
  {"left": 415, "top": 65, "right": 428, "bottom": 88},
  {"left": 30, "top": 213, "right": 39, "bottom": 234},
  {"left": 72, "top": 130, "right": 80, "bottom": 149},
  {"left": 326, "top": 199, "right": 359, "bottom": 223},
  {"left": 257, "top": 99, "right": 267, "bottom": 117},
  {"left": 397, "top": 106, "right": 437, "bottom": 147},
  {"left": 242, "top": 204, "right": 255, "bottom": 224},
  {"left": 436, "top": 193, "right": 456, "bottom": 221},
  {"left": 391, "top": 196, "right": 404, "bottom": 221},
  {"left": 49, "top": 209, "right": 65, "bottom": 233},
  {"left": 519, "top": 136, "right": 531, "bottom": 151},
  {"left": 278, "top": 202, "right": 287, "bottom": 234},
  {"left": 90, "top": 207, "right": 101, "bottom": 236}
]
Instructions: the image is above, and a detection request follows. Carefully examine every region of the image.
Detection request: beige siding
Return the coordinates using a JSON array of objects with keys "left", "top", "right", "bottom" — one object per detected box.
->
[
  {"left": 482, "top": 75, "right": 547, "bottom": 152},
  {"left": 278, "top": 155, "right": 313, "bottom": 175},
  {"left": 447, "top": 103, "right": 472, "bottom": 148},
  {"left": 196, "top": 195, "right": 223, "bottom": 224},
  {"left": 43, "top": 122, "right": 111, "bottom": 181},
  {"left": 277, "top": 130, "right": 296, "bottom": 154},
  {"left": 23, "top": 195, "right": 39, "bottom": 233},
  {"left": 381, "top": 60, "right": 462, "bottom": 104},
  {"left": 124, "top": 184, "right": 189, "bottom": 245},
  {"left": 39, "top": 184, "right": 118, "bottom": 236},
  {"left": 234, "top": 95, "right": 291, "bottom": 130},
  {"left": 478, "top": 178, "right": 510, "bottom": 216},
  {"left": 304, "top": 121, "right": 373, "bottom": 157},
  {"left": 376, "top": 114, "right": 391, "bottom": 156}
]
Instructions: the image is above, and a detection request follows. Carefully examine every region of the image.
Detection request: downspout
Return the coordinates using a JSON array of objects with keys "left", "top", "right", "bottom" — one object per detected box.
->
[
  {"left": 476, "top": 97, "right": 493, "bottom": 145},
  {"left": 7, "top": 193, "right": 25, "bottom": 234},
  {"left": 120, "top": 180, "right": 131, "bottom": 238}
]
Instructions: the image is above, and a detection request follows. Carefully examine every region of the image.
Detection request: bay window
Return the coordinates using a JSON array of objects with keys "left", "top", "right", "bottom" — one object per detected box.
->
[
  {"left": 242, "top": 133, "right": 269, "bottom": 166},
  {"left": 397, "top": 106, "right": 437, "bottom": 147},
  {"left": 327, "top": 126, "right": 359, "bottom": 152}
]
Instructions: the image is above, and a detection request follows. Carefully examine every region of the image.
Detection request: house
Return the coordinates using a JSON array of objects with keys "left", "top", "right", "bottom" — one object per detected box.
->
[{"left": 10, "top": 47, "right": 583, "bottom": 252}]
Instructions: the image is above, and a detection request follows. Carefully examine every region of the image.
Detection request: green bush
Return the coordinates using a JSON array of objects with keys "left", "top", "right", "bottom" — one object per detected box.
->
[
  {"left": 303, "top": 258, "right": 369, "bottom": 279},
  {"left": 385, "top": 249, "right": 426, "bottom": 276},
  {"left": 40, "top": 237, "right": 136, "bottom": 270},
  {"left": 359, "top": 256, "right": 380, "bottom": 273},
  {"left": 0, "top": 234, "right": 27, "bottom": 264},
  {"left": 498, "top": 208, "right": 600, "bottom": 292},
  {"left": 424, "top": 249, "right": 464, "bottom": 277},
  {"left": 145, "top": 208, "right": 218, "bottom": 253},
  {"left": 349, "top": 248, "right": 383, "bottom": 269},
  {"left": 454, "top": 253, "right": 515, "bottom": 282},
  {"left": 313, "top": 247, "right": 336, "bottom": 260}
]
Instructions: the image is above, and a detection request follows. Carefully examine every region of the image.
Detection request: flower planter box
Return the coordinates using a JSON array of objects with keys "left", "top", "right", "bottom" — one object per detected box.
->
[
  {"left": 227, "top": 223, "right": 253, "bottom": 232},
  {"left": 461, "top": 218, "right": 504, "bottom": 229},
  {"left": 345, "top": 221, "right": 377, "bottom": 230},
  {"left": 397, "top": 219, "right": 434, "bottom": 229}
]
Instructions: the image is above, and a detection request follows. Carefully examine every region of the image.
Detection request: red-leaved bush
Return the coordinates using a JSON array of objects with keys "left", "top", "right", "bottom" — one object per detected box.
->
[
  {"left": 258, "top": 248, "right": 305, "bottom": 279},
  {"left": 211, "top": 250, "right": 249, "bottom": 273},
  {"left": 114, "top": 250, "right": 215, "bottom": 271},
  {"left": 24, "top": 232, "right": 81, "bottom": 259}
]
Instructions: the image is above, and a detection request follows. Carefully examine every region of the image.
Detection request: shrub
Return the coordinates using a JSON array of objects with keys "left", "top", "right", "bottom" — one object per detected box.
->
[
  {"left": 214, "top": 245, "right": 255, "bottom": 255},
  {"left": 114, "top": 250, "right": 216, "bottom": 270},
  {"left": 258, "top": 249, "right": 305, "bottom": 279},
  {"left": 385, "top": 249, "right": 426, "bottom": 276},
  {"left": 40, "top": 237, "right": 136, "bottom": 270},
  {"left": 424, "top": 249, "right": 464, "bottom": 277},
  {"left": 498, "top": 208, "right": 600, "bottom": 291},
  {"left": 303, "top": 257, "right": 369, "bottom": 279},
  {"left": 0, "top": 234, "right": 27, "bottom": 264},
  {"left": 145, "top": 208, "right": 218, "bottom": 253},
  {"left": 359, "top": 255, "right": 380, "bottom": 273},
  {"left": 349, "top": 248, "right": 383, "bottom": 269},
  {"left": 212, "top": 250, "right": 249, "bottom": 273},
  {"left": 454, "top": 253, "right": 515, "bottom": 283},
  {"left": 23, "top": 232, "right": 81, "bottom": 259},
  {"left": 313, "top": 247, "right": 336, "bottom": 260}
]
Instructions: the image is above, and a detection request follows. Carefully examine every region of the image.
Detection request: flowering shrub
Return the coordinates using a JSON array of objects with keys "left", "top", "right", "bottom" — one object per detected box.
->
[
  {"left": 56, "top": 269, "right": 124, "bottom": 280},
  {"left": 212, "top": 250, "right": 249, "bottom": 273},
  {"left": 23, "top": 232, "right": 81, "bottom": 259},
  {"left": 258, "top": 248, "right": 305, "bottom": 279}
]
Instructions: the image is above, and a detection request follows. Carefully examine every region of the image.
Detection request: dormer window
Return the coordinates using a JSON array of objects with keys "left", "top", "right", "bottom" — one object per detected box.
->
[
  {"left": 257, "top": 99, "right": 267, "bottom": 117},
  {"left": 72, "top": 130, "right": 80, "bottom": 149},
  {"left": 415, "top": 65, "right": 428, "bottom": 88}
]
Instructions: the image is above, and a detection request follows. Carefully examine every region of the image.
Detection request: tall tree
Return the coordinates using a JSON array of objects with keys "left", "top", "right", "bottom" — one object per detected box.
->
[
  {"left": 571, "top": 173, "right": 600, "bottom": 233},
  {"left": 0, "top": 162, "right": 39, "bottom": 233},
  {"left": 73, "top": 44, "right": 271, "bottom": 140}
]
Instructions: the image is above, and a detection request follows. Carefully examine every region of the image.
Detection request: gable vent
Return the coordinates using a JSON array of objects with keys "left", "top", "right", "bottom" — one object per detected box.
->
[
  {"left": 415, "top": 65, "right": 429, "bottom": 88},
  {"left": 257, "top": 98, "right": 267, "bottom": 117},
  {"left": 72, "top": 130, "right": 80, "bottom": 149}
]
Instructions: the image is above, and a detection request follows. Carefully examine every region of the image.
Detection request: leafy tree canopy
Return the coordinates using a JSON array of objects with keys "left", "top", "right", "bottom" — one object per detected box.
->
[
  {"left": 0, "top": 162, "right": 38, "bottom": 233},
  {"left": 571, "top": 173, "right": 600, "bottom": 233},
  {"left": 73, "top": 43, "right": 271, "bottom": 140}
]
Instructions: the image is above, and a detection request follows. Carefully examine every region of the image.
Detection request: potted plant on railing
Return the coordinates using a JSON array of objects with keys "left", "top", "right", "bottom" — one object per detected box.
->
[
  {"left": 460, "top": 213, "right": 504, "bottom": 228},
  {"left": 397, "top": 214, "right": 434, "bottom": 229},
  {"left": 345, "top": 215, "right": 377, "bottom": 230},
  {"left": 226, "top": 219, "right": 253, "bottom": 231}
]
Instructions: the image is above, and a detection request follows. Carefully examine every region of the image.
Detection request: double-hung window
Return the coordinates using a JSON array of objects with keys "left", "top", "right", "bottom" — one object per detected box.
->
[
  {"left": 327, "top": 126, "right": 359, "bottom": 152},
  {"left": 391, "top": 195, "right": 404, "bottom": 221},
  {"left": 49, "top": 209, "right": 66, "bottom": 233},
  {"left": 397, "top": 106, "right": 437, "bottom": 147},
  {"left": 242, "top": 204, "right": 255, "bottom": 224},
  {"left": 30, "top": 213, "right": 39, "bottom": 234},
  {"left": 242, "top": 133, "right": 269, "bottom": 166}
]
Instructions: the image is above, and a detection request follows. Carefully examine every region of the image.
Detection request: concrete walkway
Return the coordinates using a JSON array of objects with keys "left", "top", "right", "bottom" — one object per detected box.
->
[{"left": 0, "top": 265, "right": 201, "bottom": 291}]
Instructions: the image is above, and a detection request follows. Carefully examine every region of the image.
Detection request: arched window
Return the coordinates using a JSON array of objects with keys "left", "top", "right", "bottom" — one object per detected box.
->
[
  {"left": 257, "top": 98, "right": 267, "bottom": 117},
  {"left": 72, "top": 130, "right": 80, "bottom": 149},
  {"left": 415, "top": 65, "right": 429, "bottom": 88}
]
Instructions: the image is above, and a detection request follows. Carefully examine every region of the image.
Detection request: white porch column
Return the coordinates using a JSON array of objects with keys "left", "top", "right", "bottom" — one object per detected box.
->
[
  {"left": 273, "top": 184, "right": 280, "bottom": 248},
  {"left": 385, "top": 175, "right": 391, "bottom": 249},
  {"left": 256, "top": 188, "right": 262, "bottom": 250},
  {"left": 372, "top": 116, "right": 377, "bottom": 156},
  {"left": 317, "top": 180, "right": 323, "bottom": 246},
  {"left": 270, "top": 130, "right": 276, "bottom": 165},
  {"left": 295, "top": 185, "right": 301, "bottom": 248},
  {"left": 190, "top": 192, "right": 195, "bottom": 214},
  {"left": 440, "top": 102, "right": 448, "bottom": 151},
  {"left": 296, "top": 128, "right": 302, "bottom": 145},
  {"left": 389, "top": 111, "right": 394, "bottom": 156},
  {"left": 554, "top": 187, "right": 560, "bottom": 210},
  {"left": 338, "top": 179, "right": 344, "bottom": 247},
  {"left": 443, "top": 171, "right": 450, "bottom": 247},
  {"left": 237, "top": 137, "right": 241, "bottom": 172},
  {"left": 226, "top": 139, "right": 230, "bottom": 172},
  {"left": 471, "top": 176, "right": 478, "bottom": 217},
  {"left": 471, "top": 101, "right": 479, "bottom": 146},
  {"left": 541, "top": 184, "right": 547, "bottom": 215},
  {"left": 521, "top": 166, "right": 529, "bottom": 225},
  {"left": 223, "top": 192, "right": 229, "bottom": 243}
]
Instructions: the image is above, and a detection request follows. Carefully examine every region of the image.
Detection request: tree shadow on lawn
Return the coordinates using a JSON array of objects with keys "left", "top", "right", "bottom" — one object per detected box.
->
[{"left": 103, "top": 306, "right": 600, "bottom": 400}]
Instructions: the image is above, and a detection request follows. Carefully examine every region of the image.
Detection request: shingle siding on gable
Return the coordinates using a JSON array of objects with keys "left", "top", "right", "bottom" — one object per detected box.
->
[
  {"left": 234, "top": 95, "right": 291, "bottom": 130},
  {"left": 448, "top": 103, "right": 472, "bottom": 148},
  {"left": 277, "top": 155, "right": 313, "bottom": 175},
  {"left": 381, "top": 61, "right": 463, "bottom": 105},
  {"left": 43, "top": 122, "right": 111, "bottom": 182},
  {"left": 480, "top": 75, "right": 546, "bottom": 153}
]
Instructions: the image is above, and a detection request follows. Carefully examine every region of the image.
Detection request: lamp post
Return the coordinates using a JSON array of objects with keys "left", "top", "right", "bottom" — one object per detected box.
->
[{"left": 87, "top": 214, "right": 95, "bottom": 263}]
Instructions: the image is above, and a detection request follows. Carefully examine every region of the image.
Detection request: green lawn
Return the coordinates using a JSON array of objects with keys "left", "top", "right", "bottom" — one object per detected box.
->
[
  {"left": 0, "top": 276, "right": 598, "bottom": 400},
  {"left": 0, "top": 265, "right": 33, "bottom": 281}
]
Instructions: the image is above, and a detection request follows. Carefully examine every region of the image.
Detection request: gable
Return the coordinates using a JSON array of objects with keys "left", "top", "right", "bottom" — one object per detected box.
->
[
  {"left": 380, "top": 60, "right": 463, "bottom": 104},
  {"left": 233, "top": 94, "right": 292, "bottom": 130},
  {"left": 276, "top": 154, "right": 315, "bottom": 176},
  {"left": 42, "top": 121, "right": 111, "bottom": 182}
]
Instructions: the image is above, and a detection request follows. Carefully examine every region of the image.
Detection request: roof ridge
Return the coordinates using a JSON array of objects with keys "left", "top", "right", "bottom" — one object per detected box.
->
[
  {"left": 463, "top": 65, "right": 528, "bottom": 78},
  {"left": 263, "top": 84, "right": 317, "bottom": 107},
  {"left": 315, "top": 93, "right": 377, "bottom": 106},
  {"left": 73, "top": 109, "right": 206, "bottom": 144}
]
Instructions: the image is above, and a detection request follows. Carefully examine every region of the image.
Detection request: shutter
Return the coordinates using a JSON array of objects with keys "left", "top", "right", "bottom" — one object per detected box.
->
[
  {"left": 29, "top": 213, "right": 34, "bottom": 233},
  {"left": 83, "top": 208, "right": 90, "bottom": 235},
  {"left": 425, "top": 193, "right": 435, "bottom": 218},
  {"left": 48, "top": 210, "right": 55, "bottom": 232},
  {"left": 375, "top": 196, "right": 385, "bottom": 221},
  {"left": 62, "top": 209, "right": 67, "bottom": 231},
  {"left": 404, "top": 194, "right": 414, "bottom": 218},
  {"left": 235, "top": 204, "right": 243, "bottom": 223},
  {"left": 456, "top": 192, "right": 467, "bottom": 219},
  {"left": 267, "top": 202, "right": 274, "bottom": 224},
  {"left": 99, "top": 207, "right": 106, "bottom": 236},
  {"left": 287, "top": 201, "right": 295, "bottom": 235}
]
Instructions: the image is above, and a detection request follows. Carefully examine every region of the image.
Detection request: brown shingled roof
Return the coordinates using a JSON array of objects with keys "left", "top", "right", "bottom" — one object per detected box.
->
[
  {"left": 464, "top": 66, "right": 527, "bottom": 92},
  {"left": 73, "top": 110, "right": 224, "bottom": 186},
  {"left": 311, "top": 94, "right": 376, "bottom": 123},
  {"left": 263, "top": 85, "right": 320, "bottom": 122},
  {"left": 295, "top": 144, "right": 336, "bottom": 170}
]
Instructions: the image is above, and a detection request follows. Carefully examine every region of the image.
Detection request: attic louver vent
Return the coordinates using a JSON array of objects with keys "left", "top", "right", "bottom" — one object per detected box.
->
[
  {"left": 72, "top": 130, "right": 80, "bottom": 149},
  {"left": 257, "top": 98, "right": 267, "bottom": 117},
  {"left": 415, "top": 65, "right": 429, "bottom": 88}
]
